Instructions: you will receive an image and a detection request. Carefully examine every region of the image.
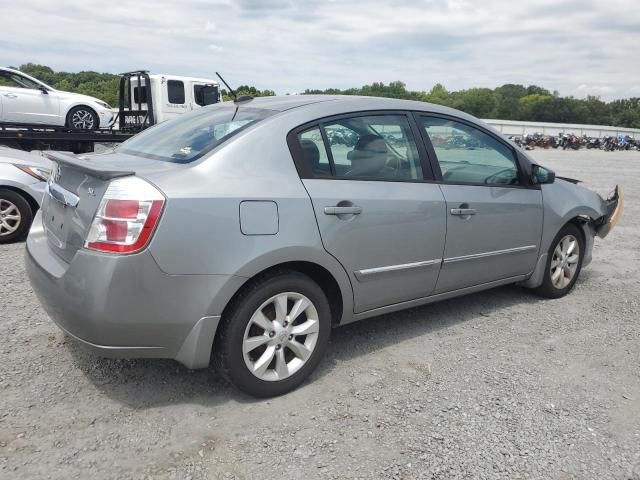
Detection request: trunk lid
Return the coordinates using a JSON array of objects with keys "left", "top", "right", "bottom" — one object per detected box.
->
[{"left": 40, "top": 151, "right": 177, "bottom": 263}]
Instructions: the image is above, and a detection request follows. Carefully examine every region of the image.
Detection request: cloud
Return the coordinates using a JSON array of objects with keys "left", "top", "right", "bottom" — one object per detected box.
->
[{"left": 1, "top": 0, "right": 638, "bottom": 99}]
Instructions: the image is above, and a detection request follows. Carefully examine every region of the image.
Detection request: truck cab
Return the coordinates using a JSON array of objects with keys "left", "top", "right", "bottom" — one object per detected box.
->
[{"left": 125, "top": 73, "right": 221, "bottom": 127}]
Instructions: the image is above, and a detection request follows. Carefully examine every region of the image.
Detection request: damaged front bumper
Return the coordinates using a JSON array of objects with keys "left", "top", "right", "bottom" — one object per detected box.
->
[{"left": 595, "top": 185, "right": 623, "bottom": 238}]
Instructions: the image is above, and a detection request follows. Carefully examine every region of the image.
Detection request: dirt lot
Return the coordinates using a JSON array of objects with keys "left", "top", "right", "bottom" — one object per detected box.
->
[{"left": 1, "top": 149, "right": 639, "bottom": 480}]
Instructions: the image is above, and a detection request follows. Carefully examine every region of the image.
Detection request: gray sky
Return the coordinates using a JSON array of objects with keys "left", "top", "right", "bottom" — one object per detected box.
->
[{"left": 3, "top": 0, "right": 639, "bottom": 99}]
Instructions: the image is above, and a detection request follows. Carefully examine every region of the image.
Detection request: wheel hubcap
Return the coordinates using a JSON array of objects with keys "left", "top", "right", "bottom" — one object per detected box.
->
[
  {"left": 550, "top": 234, "right": 580, "bottom": 289},
  {"left": 0, "top": 199, "right": 21, "bottom": 236},
  {"left": 242, "top": 292, "right": 320, "bottom": 382},
  {"left": 71, "top": 110, "right": 95, "bottom": 129}
]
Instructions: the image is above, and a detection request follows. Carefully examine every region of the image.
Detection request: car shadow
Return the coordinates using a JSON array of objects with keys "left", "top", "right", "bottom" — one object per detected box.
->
[{"left": 69, "top": 284, "right": 543, "bottom": 408}]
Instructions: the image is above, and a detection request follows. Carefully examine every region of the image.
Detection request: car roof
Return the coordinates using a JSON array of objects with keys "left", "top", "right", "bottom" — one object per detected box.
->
[{"left": 244, "top": 94, "right": 477, "bottom": 121}]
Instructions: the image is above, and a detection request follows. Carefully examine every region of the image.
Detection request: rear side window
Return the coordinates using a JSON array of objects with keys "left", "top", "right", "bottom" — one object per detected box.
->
[
  {"left": 167, "top": 80, "right": 185, "bottom": 104},
  {"left": 298, "top": 127, "right": 331, "bottom": 176},
  {"left": 118, "top": 106, "right": 275, "bottom": 163},
  {"left": 295, "top": 114, "right": 423, "bottom": 181}
]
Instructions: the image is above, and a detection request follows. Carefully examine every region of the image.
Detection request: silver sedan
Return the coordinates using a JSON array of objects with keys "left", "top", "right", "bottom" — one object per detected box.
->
[
  {"left": 0, "top": 147, "right": 51, "bottom": 243},
  {"left": 25, "top": 96, "right": 622, "bottom": 397}
]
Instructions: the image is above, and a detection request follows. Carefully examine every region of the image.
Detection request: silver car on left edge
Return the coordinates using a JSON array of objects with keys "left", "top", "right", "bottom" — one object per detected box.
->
[
  {"left": 25, "top": 96, "right": 622, "bottom": 397},
  {"left": 0, "top": 147, "right": 51, "bottom": 243}
]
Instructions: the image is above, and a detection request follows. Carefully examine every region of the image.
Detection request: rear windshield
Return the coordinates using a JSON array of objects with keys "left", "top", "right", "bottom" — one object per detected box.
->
[{"left": 118, "top": 106, "right": 275, "bottom": 163}]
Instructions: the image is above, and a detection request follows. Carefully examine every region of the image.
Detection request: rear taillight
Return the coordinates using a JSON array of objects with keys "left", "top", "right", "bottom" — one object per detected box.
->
[{"left": 85, "top": 177, "right": 165, "bottom": 254}]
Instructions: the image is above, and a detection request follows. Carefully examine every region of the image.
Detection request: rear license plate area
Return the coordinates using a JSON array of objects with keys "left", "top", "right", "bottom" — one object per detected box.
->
[{"left": 43, "top": 195, "right": 73, "bottom": 247}]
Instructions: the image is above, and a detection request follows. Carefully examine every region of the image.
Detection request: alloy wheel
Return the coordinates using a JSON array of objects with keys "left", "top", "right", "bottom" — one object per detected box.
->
[
  {"left": 71, "top": 109, "right": 95, "bottom": 129},
  {"left": 550, "top": 234, "right": 580, "bottom": 289},
  {"left": 0, "top": 199, "right": 21, "bottom": 236},
  {"left": 242, "top": 292, "right": 320, "bottom": 382}
]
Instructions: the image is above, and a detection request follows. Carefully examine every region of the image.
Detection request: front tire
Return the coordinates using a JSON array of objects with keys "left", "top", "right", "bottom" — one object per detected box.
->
[
  {"left": 534, "top": 224, "right": 585, "bottom": 298},
  {"left": 66, "top": 106, "right": 99, "bottom": 130},
  {"left": 0, "top": 189, "right": 33, "bottom": 244},
  {"left": 213, "top": 271, "right": 331, "bottom": 397}
]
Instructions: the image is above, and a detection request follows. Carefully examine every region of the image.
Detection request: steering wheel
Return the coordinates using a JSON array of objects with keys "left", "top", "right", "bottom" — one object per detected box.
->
[{"left": 484, "top": 168, "right": 517, "bottom": 185}]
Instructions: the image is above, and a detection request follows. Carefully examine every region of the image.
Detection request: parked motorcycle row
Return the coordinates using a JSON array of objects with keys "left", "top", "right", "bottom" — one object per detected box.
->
[{"left": 509, "top": 133, "right": 640, "bottom": 151}]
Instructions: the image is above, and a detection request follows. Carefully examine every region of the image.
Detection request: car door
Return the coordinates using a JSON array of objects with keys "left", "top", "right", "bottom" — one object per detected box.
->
[
  {"left": 416, "top": 114, "right": 543, "bottom": 293},
  {"left": 289, "top": 112, "right": 447, "bottom": 313},
  {"left": 0, "top": 70, "right": 60, "bottom": 125}
]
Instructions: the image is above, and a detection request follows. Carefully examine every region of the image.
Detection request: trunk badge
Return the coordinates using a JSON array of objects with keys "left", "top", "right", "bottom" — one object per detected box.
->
[{"left": 88, "top": 187, "right": 96, "bottom": 197}]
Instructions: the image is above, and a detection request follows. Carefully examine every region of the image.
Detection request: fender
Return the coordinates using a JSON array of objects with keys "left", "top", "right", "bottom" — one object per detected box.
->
[{"left": 229, "top": 245, "right": 355, "bottom": 323}]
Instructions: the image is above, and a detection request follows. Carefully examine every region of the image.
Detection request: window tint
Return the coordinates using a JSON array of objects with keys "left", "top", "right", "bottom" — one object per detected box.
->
[
  {"left": 118, "top": 106, "right": 275, "bottom": 163},
  {"left": 421, "top": 117, "right": 519, "bottom": 185},
  {"left": 298, "top": 127, "right": 331, "bottom": 176},
  {"left": 319, "top": 115, "right": 423, "bottom": 180},
  {"left": 167, "top": 80, "right": 185, "bottom": 104}
]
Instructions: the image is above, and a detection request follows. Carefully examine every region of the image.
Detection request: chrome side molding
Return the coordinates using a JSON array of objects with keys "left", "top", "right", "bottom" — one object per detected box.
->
[
  {"left": 355, "top": 245, "right": 537, "bottom": 281},
  {"left": 443, "top": 245, "right": 537, "bottom": 264},
  {"left": 355, "top": 259, "right": 442, "bottom": 281}
]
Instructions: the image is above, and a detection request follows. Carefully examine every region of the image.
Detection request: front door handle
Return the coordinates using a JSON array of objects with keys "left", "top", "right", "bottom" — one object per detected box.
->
[
  {"left": 3, "top": 93, "right": 18, "bottom": 99},
  {"left": 450, "top": 208, "right": 476, "bottom": 216},
  {"left": 324, "top": 205, "right": 363, "bottom": 215}
]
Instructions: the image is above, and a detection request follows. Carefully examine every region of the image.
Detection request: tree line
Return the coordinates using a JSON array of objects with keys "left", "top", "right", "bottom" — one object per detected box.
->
[{"left": 14, "top": 64, "right": 640, "bottom": 129}]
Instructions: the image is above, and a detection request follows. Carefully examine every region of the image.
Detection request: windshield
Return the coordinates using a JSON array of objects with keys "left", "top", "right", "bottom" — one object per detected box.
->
[{"left": 118, "top": 106, "right": 275, "bottom": 163}]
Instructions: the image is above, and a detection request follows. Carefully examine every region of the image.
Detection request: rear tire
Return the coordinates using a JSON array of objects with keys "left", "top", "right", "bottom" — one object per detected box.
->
[
  {"left": 213, "top": 271, "right": 331, "bottom": 397},
  {"left": 66, "top": 106, "right": 99, "bottom": 130},
  {"left": 0, "top": 189, "right": 33, "bottom": 244},
  {"left": 534, "top": 223, "right": 585, "bottom": 298}
]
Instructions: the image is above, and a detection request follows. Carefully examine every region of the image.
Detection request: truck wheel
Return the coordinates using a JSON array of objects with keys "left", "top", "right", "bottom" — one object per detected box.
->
[
  {"left": 213, "top": 271, "right": 331, "bottom": 397},
  {"left": 0, "top": 189, "right": 33, "bottom": 244},
  {"left": 534, "top": 224, "right": 585, "bottom": 299},
  {"left": 66, "top": 106, "right": 98, "bottom": 130}
]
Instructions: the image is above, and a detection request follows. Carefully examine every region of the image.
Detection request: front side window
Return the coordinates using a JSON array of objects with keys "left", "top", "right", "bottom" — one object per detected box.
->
[
  {"left": 297, "top": 114, "right": 423, "bottom": 181},
  {"left": 118, "top": 106, "right": 275, "bottom": 163},
  {"left": 420, "top": 116, "right": 520, "bottom": 185},
  {"left": 167, "top": 80, "right": 185, "bottom": 104},
  {"left": 0, "top": 71, "right": 41, "bottom": 89}
]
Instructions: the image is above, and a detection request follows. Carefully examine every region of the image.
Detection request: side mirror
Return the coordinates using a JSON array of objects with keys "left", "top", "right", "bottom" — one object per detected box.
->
[
  {"left": 39, "top": 86, "right": 49, "bottom": 95},
  {"left": 531, "top": 164, "right": 555, "bottom": 185}
]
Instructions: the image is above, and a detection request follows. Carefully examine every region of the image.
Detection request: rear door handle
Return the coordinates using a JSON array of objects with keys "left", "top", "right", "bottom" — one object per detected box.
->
[
  {"left": 3, "top": 93, "right": 18, "bottom": 98},
  {"left": 450, "top": 208, "right": 476, "bottom": 216},
  {"left": 324, "top": 206, "right": 363, "bottom": 215}
]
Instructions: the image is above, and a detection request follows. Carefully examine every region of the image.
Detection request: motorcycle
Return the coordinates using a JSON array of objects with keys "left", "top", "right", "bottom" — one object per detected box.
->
[{"left": 586, "top": 137, "right": 601, "bottom": 149}]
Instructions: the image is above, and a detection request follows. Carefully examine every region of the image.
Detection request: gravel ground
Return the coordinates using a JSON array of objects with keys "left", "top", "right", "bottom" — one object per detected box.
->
[{"left": 1, "top": 149, "right": 639, "bottom": 480}]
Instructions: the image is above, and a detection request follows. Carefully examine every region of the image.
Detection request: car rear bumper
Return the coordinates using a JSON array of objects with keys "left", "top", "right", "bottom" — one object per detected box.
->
[{"left": 25, "top": 212, "right": 245, "bottom": 368}]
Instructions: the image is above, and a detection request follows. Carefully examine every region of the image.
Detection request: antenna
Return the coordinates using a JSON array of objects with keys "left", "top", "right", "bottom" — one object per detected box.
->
[
  {"left": 216, "top": 72, "right": 253, "bottom": 104},
  {"left": 216, "top": 72, "right": 236, "bottom": 100}
]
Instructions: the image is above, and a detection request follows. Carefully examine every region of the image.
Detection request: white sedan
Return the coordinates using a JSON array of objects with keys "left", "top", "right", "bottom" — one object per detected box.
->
[{"left": 0, "top": 67, "right": 114, "bottom": 130}]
